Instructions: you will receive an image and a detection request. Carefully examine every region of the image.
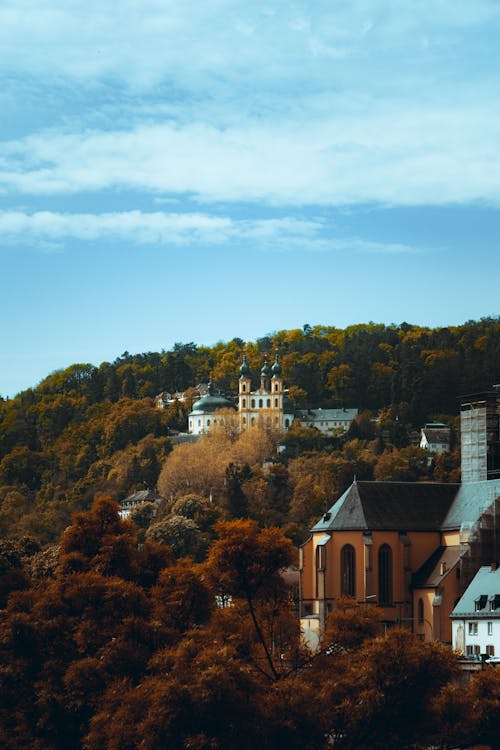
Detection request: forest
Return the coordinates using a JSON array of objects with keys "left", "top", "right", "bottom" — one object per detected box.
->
[
  {"left": 1, "top": 496, "right": 499, "bottom": 750},
  {"left": 2, "top": 317, "right": 499, "bottom": 545},
  {"left": 2, "top": 318, "right": 500, "bottom": 748}
]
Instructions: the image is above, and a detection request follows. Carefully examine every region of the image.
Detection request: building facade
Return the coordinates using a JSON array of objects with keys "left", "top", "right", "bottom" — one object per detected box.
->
[
  {"left": 451, "top": 565, "right": 500, "bottom": 660},
  {"left": 300, "top": 387, "right": 500, "bottom": 651},
  {"left": 237, "top": 354, "right": 295, "bottom": 432}
]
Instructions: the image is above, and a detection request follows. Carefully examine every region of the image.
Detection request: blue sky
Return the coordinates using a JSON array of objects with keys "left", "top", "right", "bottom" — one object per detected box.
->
[{"left": 2, "top": 1, "right": 500, "bottom": 398}]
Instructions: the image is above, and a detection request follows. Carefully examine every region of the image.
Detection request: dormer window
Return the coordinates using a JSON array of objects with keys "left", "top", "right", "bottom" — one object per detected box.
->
[{"left": 475, "top": 595, "right": 487, "bottom": 611}]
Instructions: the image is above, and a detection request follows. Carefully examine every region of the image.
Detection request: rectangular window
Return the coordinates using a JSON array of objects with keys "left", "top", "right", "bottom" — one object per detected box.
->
[
  {"left": 486, "top": 645, "right": 495, "bottom": 656},
  {"left": 488, "top": 621, "right": 493, "bottom": 635},
  {"left": 468, "top": 622, "right": 478, "bottom": 635}
]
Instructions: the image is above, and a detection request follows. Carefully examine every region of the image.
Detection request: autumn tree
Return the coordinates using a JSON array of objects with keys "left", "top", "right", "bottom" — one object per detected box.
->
[{"left": 204, "top": 519, "right": 295, "bottom": 681}]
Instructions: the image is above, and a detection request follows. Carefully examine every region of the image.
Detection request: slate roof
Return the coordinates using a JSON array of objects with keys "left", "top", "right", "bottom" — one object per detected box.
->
[
  {"left": 311, "top": 477, "right": 500, "bottom": 535},
  {"left": 412, "top": 545, "right": 462, "bottom": 588},
  {"left": 421, "top": 428, "right": 451, "bottom": 444},
  {"left": 311, "top": 481, "right": 459, "bottom": 533},
  {"left": 450, "top": 566, "right": 500, "bottom": 618}
]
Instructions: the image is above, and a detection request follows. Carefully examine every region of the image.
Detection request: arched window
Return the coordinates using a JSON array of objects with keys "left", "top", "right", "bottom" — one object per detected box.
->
[
  {"left": 285, "top": 418, "right": 290, "bottom": 428},
  {"left": 251, "top": 417, "right": 255, "bottom": 426},
  {"left": 340, "top": 544, "right": 356, "bottom": 597},
  {"left": 418, "top": 598, "right": 424, "bottom": 625},
  {"left": 207, "top": 419, "right": 210, "bottom": 426},
  {"left": 378, "top": 544, "right": 393, "bottom": 606},
  {"left": 251, "top": 399, "right": 255, "bottom": 408},
  {"left": 242, "top": 398, "right": 246, "bottom": 408},
  {"left": 266, "top": 398, "right": 271, "bottom": 407},
  {"left": 258, "top": 398, "right": 263, "bottom": 408},
  {"left": 274, "top": 383, "right": 279, "bottom": 391},
  {"left": 242, "top": 383, "right": 246, "bottom": 392},
  {"left": 274, "top": 397, "right": 278, "bottom": 407}
]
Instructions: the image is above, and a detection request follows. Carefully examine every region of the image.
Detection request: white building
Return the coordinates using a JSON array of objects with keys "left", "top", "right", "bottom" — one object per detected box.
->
[
  {"left": 450, "top": 565, "right": 500, "bottom": 660},
  {"left": 295, "top": 408, "right": 358, "bottom": 434},
  {"left": 188, "top": 381, "right": 236, "bottom": 435},
  {"left": 185, "top": 354, "right": 356, "bottom": 437},
  {"left": 420, "top": 423, "right": 452, "bottom": 454}
]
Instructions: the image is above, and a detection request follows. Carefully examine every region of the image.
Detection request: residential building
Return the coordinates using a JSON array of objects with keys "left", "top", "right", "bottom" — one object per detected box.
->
[
  {"left": 420, "top": 423, "right": 452, "bottom": 454},
  {"left": 451, "top": 565, "right": 500, "bottom": 660},
  {"left": 119, "top": 489, "right": 165, "bottom": 518}
]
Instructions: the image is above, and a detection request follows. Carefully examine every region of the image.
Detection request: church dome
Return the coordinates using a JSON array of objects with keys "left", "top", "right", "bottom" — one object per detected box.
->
[
  {"left": 190, "top": 381, "right": 236, "bottom": 415},
  {"left": 271, "top": 354, "right": 282, "bottom": 377}
]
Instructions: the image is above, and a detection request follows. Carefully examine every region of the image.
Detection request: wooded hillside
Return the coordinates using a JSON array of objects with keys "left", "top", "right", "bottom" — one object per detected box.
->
[{"left": 1, "top": 318, "right": 499, "bottom": 544}]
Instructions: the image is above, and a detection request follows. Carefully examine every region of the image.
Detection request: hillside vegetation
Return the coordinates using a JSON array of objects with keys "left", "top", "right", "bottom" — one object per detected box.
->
[{"left": 1, "top": 318, "right": 499, "bottom": 544}]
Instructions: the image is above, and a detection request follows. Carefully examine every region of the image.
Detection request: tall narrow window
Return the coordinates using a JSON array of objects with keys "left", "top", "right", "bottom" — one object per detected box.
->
[
  {"left": 267, "top": 398, "right": 271, "bottom": 407},
  {"left": 242, "top": 398, "right": 246, "bottom": 408},
  {"left": 251, "top": 399, "right": 255, "bottom": 408},
  {"left": 259, "top": 398, "right": 263, "bottom": 408},
  {"left": 378, "top": 544, "right": 392, "bottom": 606},
  {"left": 340, "top": 544, "right": 355, "bottom": 597},
  {"left": 418, "top": 598, "right": 424, "bottom": 624}
]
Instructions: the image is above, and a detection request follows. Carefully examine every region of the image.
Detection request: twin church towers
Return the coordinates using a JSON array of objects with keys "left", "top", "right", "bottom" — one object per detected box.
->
[{"left": 188, "top": 354, "right": 294, "bottom": 435}]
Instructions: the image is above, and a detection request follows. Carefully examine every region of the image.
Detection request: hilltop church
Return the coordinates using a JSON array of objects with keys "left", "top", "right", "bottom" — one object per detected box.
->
[
  {"left": 300, "top": 387, "right": 500, "bottom": 651},
  {"left": 188, "top": 354, "right": 357, "bottom": 436}
]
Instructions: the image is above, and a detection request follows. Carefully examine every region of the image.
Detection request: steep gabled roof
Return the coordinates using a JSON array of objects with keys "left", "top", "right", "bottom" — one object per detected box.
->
[{"left": 312, "top": 481, "right": 459, "bottom": 533}]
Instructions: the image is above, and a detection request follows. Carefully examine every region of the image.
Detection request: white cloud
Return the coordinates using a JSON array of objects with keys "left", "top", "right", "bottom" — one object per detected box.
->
[
  {"left": 0, "top": 209, "right": 415, "bottom": 254},
  {"left": 2, "top": 102, "right": 500, "bottom": 207}
]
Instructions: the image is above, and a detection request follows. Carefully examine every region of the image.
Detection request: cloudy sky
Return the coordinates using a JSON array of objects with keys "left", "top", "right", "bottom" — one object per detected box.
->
[{"left": 2, "top": 1, "right": 500, "bottom": 397}]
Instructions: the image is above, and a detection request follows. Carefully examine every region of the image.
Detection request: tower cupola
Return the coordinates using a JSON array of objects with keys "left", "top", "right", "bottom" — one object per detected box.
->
[
  {"left": 260, "top": 357, "right": 271, "bottom": 391},
  {"left": 239, "top": 354, "right": 250, "bottom": 379}
]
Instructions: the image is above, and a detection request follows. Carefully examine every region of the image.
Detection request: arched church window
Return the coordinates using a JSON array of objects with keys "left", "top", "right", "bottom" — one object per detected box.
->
[
  {"left": 242, "top": 383, "right": 246, "bottom": 392},
  {"left": 378, "top": 544, "right": 393, "bottom": 606},
  {"left": 340, "top": 544, "right": 356, "bottom": 597},
  {"left": 259, "top": 399, "right": 263, "bottom": 408},
  {"left": 274, "top": 383, "right": 279, "bottom": 391},
  {"left": 418, "top": 598, "right": 424, "bottom": 624},
  {"left": 242, "top": 398, "right": 246, "bottom": 407},
  {"left": 285, "top": 418, "right": 290, "bottom": 428},
  {"left": 251, "top": 399, "right": 255, "bottom": 408},
  {"left": 266, "top": 398, "right": 271, "bottom": 407}
]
